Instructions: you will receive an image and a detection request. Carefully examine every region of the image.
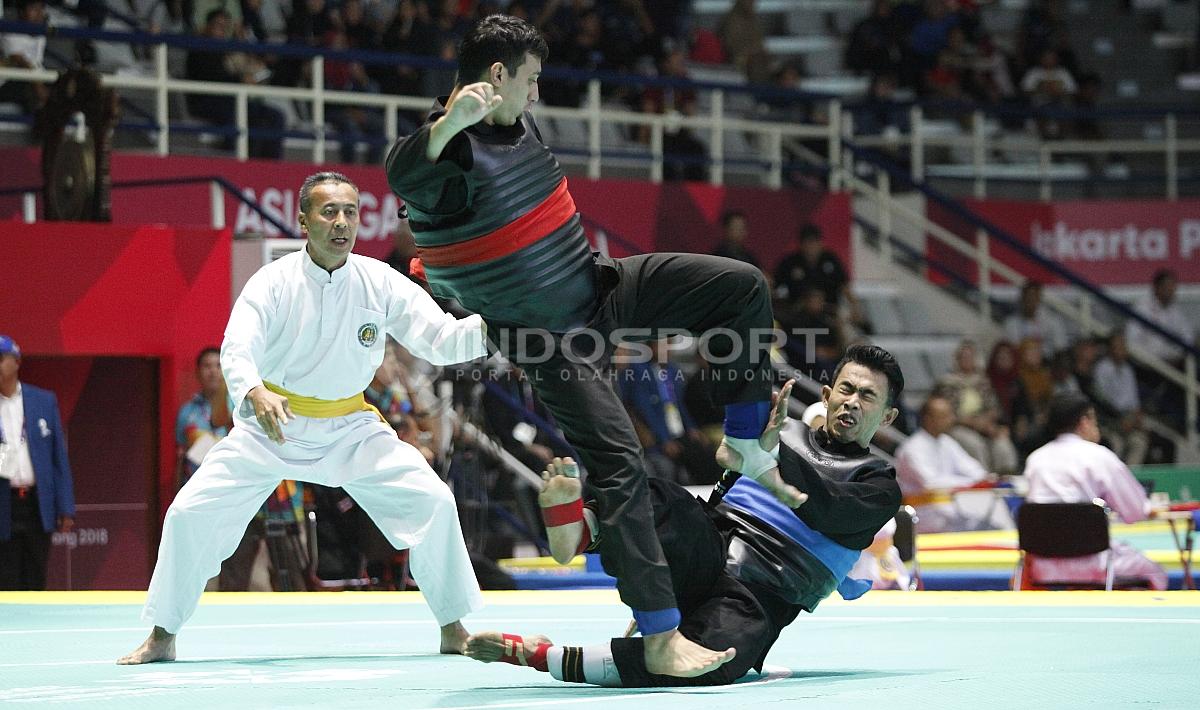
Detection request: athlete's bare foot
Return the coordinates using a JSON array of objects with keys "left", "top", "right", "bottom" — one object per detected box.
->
[
  {"left": 643, "top": 628, "right": 735, "bottom": 678},
  {"left": 464, "top": 631, "right": 553, "bottom": 663},
  {"left": 440, "top": 620, "right": 470, "bottom": 654},
  {"left": 116, "top": 626, "right": 176, "bottom": 665}
]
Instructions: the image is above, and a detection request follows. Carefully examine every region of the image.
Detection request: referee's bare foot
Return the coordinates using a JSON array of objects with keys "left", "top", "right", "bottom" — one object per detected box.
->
[
  {"left": 116, "top": 626, "right": 176, "bottom": 665},
  {"left": 643, "top": 628, "right": 735, "bottom": 678},
  {"left": 440, "top": 620, "right": 469, "bottom": 654}
]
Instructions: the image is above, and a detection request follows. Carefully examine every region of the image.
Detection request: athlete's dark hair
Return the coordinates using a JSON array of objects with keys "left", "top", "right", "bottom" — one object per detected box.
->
[
  {"left": 831, "top": 344, "right": 905, "bottom": 406},
  {"left": 457, "top": 14, "right": 549, "bottom": 86}
]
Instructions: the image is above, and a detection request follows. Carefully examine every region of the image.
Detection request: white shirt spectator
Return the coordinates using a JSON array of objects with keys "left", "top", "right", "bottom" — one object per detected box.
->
[
  {"left": 1126, "top": 292, "right": 1195, "bottom": 362},
  {"left": 1004, "top": 310, "right": 1068, "bottom": 355},
  {"left": 896, "top": 427, "right": 989, "bottom": 493},
  {"left": 1020, "top": 66, "right": 1077, "bottom": 97},
  {"left": 1023, "top": 433, "right": 1166, "bottom": 589},
  {"left": 896, "top": 428, "right": 1001, "bottom": 532},
  {"left": 0, "top": 383, "right": 36, "bottom": 487},
  {"left": 1092, "top": 356, "right": 1139, "bottom": 413}
]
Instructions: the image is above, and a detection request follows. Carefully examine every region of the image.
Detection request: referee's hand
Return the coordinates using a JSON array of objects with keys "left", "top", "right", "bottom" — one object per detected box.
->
[{"left": 247, "top": 386, "right": 294, "bottom": 444}]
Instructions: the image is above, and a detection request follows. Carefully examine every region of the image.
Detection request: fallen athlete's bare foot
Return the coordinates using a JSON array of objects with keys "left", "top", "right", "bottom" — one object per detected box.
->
[
  {"left": 440, "top": 620, "right": 470, "bottom": 654},
  {"left": 643, "top": 628, "right": 735, "bottom": 678},
  {"left": 464, "top": 631, "right": 553, "bottom": 663},
  {"left": 116, "top": 626, "right": 176, "bottom": 665}
]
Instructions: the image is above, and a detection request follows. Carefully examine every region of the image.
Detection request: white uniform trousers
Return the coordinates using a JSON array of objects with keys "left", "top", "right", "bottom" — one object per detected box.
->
[{"left": 142, "top": 410, "right": 482, "bottom": 633}]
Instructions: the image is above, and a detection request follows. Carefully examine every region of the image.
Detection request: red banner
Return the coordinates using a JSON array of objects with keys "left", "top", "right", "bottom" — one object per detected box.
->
[
  {"left": 2, "top": 148, "right": 851, "bottom": 272},
  {"left": 929, "top": 197, "right": 1200, "bottom": 285}
]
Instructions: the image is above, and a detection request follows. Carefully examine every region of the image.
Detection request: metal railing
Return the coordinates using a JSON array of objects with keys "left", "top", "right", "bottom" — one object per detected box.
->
[{"left": 838, "top": 139, "right": 1199, "bottom": 454}]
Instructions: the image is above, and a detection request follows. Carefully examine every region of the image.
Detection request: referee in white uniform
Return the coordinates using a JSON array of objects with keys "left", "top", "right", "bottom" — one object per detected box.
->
[{"left": 119, "top": 172, "right": 488, "bottom": 664}]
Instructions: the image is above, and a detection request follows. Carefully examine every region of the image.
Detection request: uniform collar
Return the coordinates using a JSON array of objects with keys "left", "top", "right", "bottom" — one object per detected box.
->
[{"left": 302, "top": 247, "right": 350, "bottom": 285}]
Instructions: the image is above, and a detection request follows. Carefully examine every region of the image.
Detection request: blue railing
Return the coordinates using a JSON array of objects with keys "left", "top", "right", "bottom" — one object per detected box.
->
[
  {"left": 4, "top": 20, "right": 1199, "bottom": 120},
  {"left": 0, "top": 175, "right": 300, "bottom": 237}
]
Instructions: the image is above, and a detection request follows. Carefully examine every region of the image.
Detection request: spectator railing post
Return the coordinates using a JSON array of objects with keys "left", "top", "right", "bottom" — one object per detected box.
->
[
  {"left": 1038, "top": 145, "right": 1051, "bottom": 202},
  {"left": 910, "top": 105, "right": 924, "bottom": 181},
  {"left": 313, "top": 56, "right": 326, "bottom": 164},
  {"left": 828, "top": 99, "right": 842, "bottom": 191},
  {"left": 235, "top": 90, "right": 249, "bottom": 161},
  {"left": 976, "top": 229, "right": 991, "bottom": 322},
  {"left": 586, "top": 79, "right": 601, "bottom": 179},
  {"left": 650, "top": 117, "right": 664, "bottom": 184},
  {"left": 841, "top": 108, "right": 854, "bottom": 183},
  {"left": 709, "top": 89, "right": 725, "bottom": 186},
  {"left": 972, "top": 109, "right": 986, "bottom": 198},
  {"left": 22, "top": 192, "right": 35, "bottom": 223},
  {"left": 210, "top": 181, "right": 225, "bottom": 229},
  {"left": 385, "top": 101, "right": 398, "bottom": 146},
  {"left": 877, "top": 168, "right": 892, "bottom": 264},
  {"left": 155, "top": 43, "right": 169, "bottom": 156},
  {"left": 1166, "top": 113, "right": 1178, "bottom": 201},
  {"left": 766, "top": 128, "right": 782, "bottom": 189},
  {"left": 1186, "top": 354, "right": 1198, "bottom": 451}
]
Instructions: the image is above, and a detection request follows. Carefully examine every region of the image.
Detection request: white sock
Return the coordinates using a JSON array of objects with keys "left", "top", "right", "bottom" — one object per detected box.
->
[{"left": 547, "top": 644, "right": 623, "bottom": 687}]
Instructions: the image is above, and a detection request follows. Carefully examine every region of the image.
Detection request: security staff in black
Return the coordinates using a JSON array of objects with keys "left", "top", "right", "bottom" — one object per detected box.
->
[{"left": 385, "top": 15, "right": 776, "bottom": 678}]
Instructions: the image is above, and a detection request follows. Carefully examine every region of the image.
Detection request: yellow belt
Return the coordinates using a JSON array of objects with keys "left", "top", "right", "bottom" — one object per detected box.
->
[
  {"left": 903, "top": 491, "right": 955, "bottom": 507},
  {"left": 262, "top": 382, "right": 385, "bottom": 422}
]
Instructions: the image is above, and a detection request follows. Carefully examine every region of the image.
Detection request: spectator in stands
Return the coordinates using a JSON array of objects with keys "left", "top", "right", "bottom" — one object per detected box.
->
[
  {"left": 935, "top": 340, "right": 1018, "bottom": 474},
  {"left": 985, "top": 340, "right": 1022, "bottom": 424},
  {"left": 909, "top": 0, "right": 960, "bottom": 76},
  {"left": 0, "top": 0, "right": 49, "bottom": 115},
  {"left": 711, "top": 210, "right": 760, "bottom": 268},
  {"left": 375, "top": 0, "right": 439, "bottom": 101},
  {"left": 323, "top": 26, "right": 388, "bottom": 164},
  {"left": 853, "top": 71, "right": 910, "bottom": 137},
  {"left": 773, "top": 223, "right": 866, "bottom": 332},
  {"left": 1022, "top": 393, "right": 1167, "bottom": 590},
  {"left": 896, "top": 394, "right": 1002, "bottom": 533},
  {"left": 1015, "top": 337, "right": 1053, "bottom": 445},
  {"left": 779, "top": 287, "right": 844, "bottom": 386},
  {"left": 1092, "top": 332, "right": 1149, "bottom": 467},
  {"left": 542, "top": 9, "right": 606, "bottom": 106},
  {"left": 175, "top": 347, "right": 233, "bottom": 488},
  {"left": 599, "top": 0, "right": 657, "bottom": 74},
  {"left": 637, "top": 47, "right": 708, "bottom": 182},
  {"left": 845, "top": 0, "right": 904, "bottom": 79},
  {"left": 1127, "top": 268, "right": 1196, "bottom": 367},
  {"left": 717, "top": 0, "right": 769, "bottom": 83},
  {"left": 1126, "top": 268, "right": 1196, "bottom": 434},
  {"left": 1020, "top": 49, "right": 1076, "bottom": 139},
  {"left": 365, "top": 341, "right": 414, "bottom": 420},
  {"left": 618, "top": 340, "right": 721, "bottom": 486},
  {"left": 185, "top": 8, "right": 286, "bottom": 159},
  {"left": 1004, "top": 281, "right": 1068, "bottom": 356}
]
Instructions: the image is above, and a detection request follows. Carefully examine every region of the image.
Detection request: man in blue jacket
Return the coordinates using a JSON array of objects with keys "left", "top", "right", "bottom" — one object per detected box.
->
[{"left": 0, "top": 335, "right": 76, "bottom": 590}]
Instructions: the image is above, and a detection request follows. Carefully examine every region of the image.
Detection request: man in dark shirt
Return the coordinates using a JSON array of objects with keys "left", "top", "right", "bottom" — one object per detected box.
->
[
  {"left": 463, "top": 345, "right": 904, "bottom": 687},
  {"left": 773, "top": 223, "right": 848, "bottom": 307},
  {"left": 384, "top": 14, "right": 795, "bottom": 680},
  {"left": 711, "top": 210, "right": 761, "bottom": 269},
  {"left": 184, "top": 9, "right": 285, "bottom": 159}
]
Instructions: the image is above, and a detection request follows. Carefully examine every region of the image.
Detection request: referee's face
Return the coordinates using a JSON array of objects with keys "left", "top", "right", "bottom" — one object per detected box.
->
[{"left": 301, "top": 181, "right": 360, "bottom": 271}]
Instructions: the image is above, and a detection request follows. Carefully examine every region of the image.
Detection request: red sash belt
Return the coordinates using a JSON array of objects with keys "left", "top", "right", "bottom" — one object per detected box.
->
[{"left": 416, "top": 177, "right": 576, "bottom": 268}]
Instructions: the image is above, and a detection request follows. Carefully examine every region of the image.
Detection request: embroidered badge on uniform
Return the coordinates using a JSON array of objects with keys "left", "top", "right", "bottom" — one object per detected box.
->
[{"left": 357, "top": 323, "right": 379, "bottom": 348}]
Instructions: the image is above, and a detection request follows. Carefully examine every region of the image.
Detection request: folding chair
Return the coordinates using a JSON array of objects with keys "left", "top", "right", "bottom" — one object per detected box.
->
[
  {"left": 893, "top": 505, "right": 921, "bottom": 591},
  {"left": 1013, "top": 500, "right": 1114, "bottom": 591}
]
